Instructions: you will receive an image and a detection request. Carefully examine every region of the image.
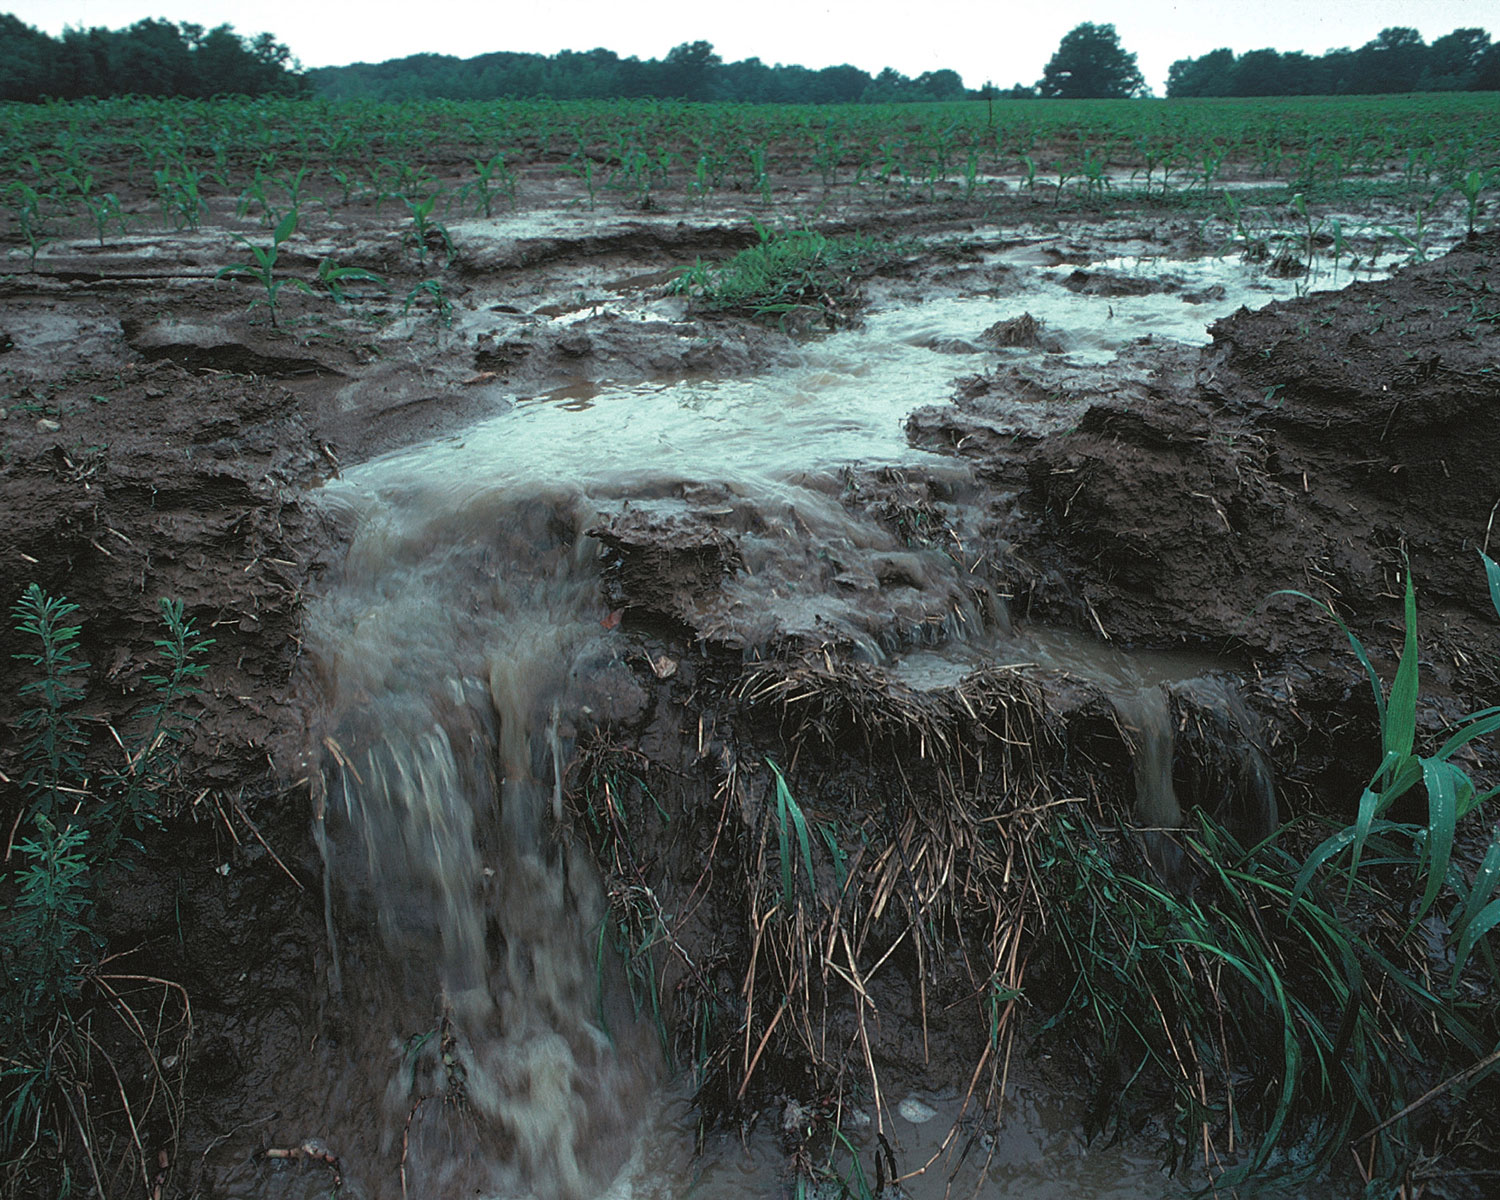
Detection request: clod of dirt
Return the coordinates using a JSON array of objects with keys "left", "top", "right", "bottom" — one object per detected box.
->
[
  {"left": 123, "top": 317, "right": 338, "bottom": 377},
  {"left": 0, "top": 359, "right": 331, "bottom": 786},
  {"left": 979, "top": 311, "right": 1060, "bottom": 351},
  {"left": 915, "top": 235, "right": 1500, "bottom": 810},
  {"left": 1062, "top": 268, "right": 1167, "bottom": 297}
]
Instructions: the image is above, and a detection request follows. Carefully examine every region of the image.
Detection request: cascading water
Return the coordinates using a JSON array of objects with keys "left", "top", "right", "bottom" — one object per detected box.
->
[
  {"left": 309, "top": 484, "right": 654, "bottom": 1200},
  {"left": 296, "top": 248, "right": 1303, "bottom": 1198}
]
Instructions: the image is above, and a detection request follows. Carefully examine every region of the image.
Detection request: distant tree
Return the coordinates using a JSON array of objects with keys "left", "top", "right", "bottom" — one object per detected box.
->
[
  {"left": 1039, "top": 23, "right": 1143, "bottom": 98},
  {"left": 913, "top": 69, "right": 966, "bottom": 100},
  {"left": 662, "top": 40, "right": 719, "bottom": 100},
  {"left": 0, "top": 16, "right": 305, "bottom": 99},
  {"left": 0, "top": 15, "right": 59, "bottom": 100},
  {"left": 1478, "top": 42, "right": 1500, "bottom": 90},
  {"left": 1166, "top": 47, "right": 1234, "bottom": 97},
  {"left": 1350, "top": 27, "right": 1427, "bottom": 93},
  {"left": 1427, "top": 28, "right": 1491, "bottom": 89}
]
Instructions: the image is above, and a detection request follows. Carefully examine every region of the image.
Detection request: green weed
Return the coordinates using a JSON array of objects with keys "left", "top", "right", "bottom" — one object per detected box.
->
[
  {"left": 1043, "top": 556, "right": 1500, "bottom": 1190},
  {"left": 3, "top": 585, "right": 209, "bottom": 1200}
]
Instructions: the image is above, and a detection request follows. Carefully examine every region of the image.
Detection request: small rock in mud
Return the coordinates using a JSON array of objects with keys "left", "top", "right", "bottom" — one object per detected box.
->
[{"left": 898, "top": 1097, "right": 938, "bottom": 1124}]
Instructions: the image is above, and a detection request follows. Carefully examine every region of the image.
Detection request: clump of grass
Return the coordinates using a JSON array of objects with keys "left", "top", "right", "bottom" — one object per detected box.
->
[
  {"left": 1040, "top": 555, "right": 1500, "bottom": 1192},
  {"left": 668, "top": 223, "right": 906, "bottom": 328}
]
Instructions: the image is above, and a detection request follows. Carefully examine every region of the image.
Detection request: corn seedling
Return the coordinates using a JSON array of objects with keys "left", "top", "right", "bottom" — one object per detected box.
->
[
  {"left": 403, "top": 192, "right": 454, "bottom": 267},
  {"left": 316, "top": 257, "right": 386, "bottom": 305},
  {"left": 1457, "top": 168, "right": 1497, "bottom": 237},
  {"left": 402, "top": 279, "right": 454, "bottom": 327},
  {"left": 216, "top": 208, "right": 310, "bottom": 327},
  {"left": 152, "top": 164, "right": 204, "bottom": 231},
  {"left": 466, "top": 151, "right": 516, "bottom": 217},
  {"left": 1283, "top": 556, "right": 1500, "bottom": 983},
  {"left": 2, "top": 182, "right": 51, "bottom": 268}
]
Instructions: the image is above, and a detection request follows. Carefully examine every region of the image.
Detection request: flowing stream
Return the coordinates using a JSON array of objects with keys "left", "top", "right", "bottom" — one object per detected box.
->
[{"left": 302, "top": 249, "right": 1344, "bottom": 1198}]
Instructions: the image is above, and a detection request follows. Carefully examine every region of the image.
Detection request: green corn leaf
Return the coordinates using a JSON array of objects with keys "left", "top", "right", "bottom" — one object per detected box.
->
[
  {"left": 1453, "top": 897, "right": 1500, "bottom": 985},
  {"left": 1290, "top": 825, "right": 1357, "bottom": 911},
  {"left": 1384, "top": 570, "right": 1419, "bottom": 761},
  {"left": 1483, "top": 551, "right": 1500, "bottom": 619},
  {"left": 1435, "top": 707, "right": 1500, "bottom": 766},
  {"left": 1414, "top": 757, "right": 1460, "bottom": 923},
  {"left": 272, "top": 206, "right": 298, "bottom": 245},
  {"left": 1459, "top": 836, "right": 1500, "bottom": 939},
  {"left": 1348, "top": 770, "right": 1393, "bottom": 889}
]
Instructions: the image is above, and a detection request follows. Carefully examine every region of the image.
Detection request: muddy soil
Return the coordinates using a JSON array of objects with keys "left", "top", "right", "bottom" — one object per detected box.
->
[{"left": 2, "top": 164, "right": 1497, "bottom": 1198}]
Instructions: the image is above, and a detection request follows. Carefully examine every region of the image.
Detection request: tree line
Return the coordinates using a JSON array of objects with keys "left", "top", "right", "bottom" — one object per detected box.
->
[
  {"left": 1167, "top": 27, "right": 1500, "bottom": 97},
  {"left": 310, "top": 41, "right": 970, "bottom": 104},
  {"left": 1, "top": 12, "right": 1498, "bottom": 104},
  {"left": 0, "top": 15, "right": 308, "bottom": 101}
]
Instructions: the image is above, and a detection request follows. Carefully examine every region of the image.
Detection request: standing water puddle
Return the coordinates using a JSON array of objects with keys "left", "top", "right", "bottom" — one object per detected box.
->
[{"left": 302, "top": 252, "right": 1359, "bottom": 1198}]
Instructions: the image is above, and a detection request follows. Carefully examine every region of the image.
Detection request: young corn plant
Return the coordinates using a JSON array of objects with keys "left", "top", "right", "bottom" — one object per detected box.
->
[
  {"left": 403, "top": 191, "right": 455, "bottom": 267},
  {"left": 1285, "top": 555, "right": 1500, "bottom": 980},
  {"left": 216, "top": 208, "right": 310, "bottom": 328},
  {"left": 1457, "top": 168, "right": 1497, "bottom": 237},
  {"left": 2, "top": 182, "right": 52, "bottom": 268},
  {"left": 152, "top": 164, "right": 205, "bottom": 231},
  {"left": 465, "top": 151, "right": 516, "bottom": 217},
  {"left": 402, "top": 279, "right": 454, "bottom": 328},
  {"left": 316, "top": 257, "right": 386, "bottom": 305}
]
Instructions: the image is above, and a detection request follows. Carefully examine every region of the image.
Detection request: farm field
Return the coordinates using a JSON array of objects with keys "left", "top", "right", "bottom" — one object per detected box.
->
[{"left": 2, "top": 93, "right": 1499, "bottom": 1200}]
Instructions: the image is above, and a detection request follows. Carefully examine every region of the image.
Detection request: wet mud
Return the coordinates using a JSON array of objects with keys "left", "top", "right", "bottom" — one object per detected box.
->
[{"left": 3, "top": 166, "right": 1498, "bottom": 1199}]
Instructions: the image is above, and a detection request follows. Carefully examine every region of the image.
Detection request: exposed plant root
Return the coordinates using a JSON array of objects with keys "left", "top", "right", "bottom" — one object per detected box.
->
[{"left": 263, "top": 1138, "right": 344, "bottom": 1188}]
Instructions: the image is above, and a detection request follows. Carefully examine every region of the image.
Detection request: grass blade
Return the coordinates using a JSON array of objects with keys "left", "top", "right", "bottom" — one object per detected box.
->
[
  {"left": 1482, "top": 551, "right": 1500, "bottom": 618},
  {"left": 1383, "top": 570, "right": 1419, "bottom": 761},
  {"left": 1415, "top": 757, "right": 1459, "bottom": 923},
  {"left": 1453, "top": 898, "right": 1500, "bottom": 983}
]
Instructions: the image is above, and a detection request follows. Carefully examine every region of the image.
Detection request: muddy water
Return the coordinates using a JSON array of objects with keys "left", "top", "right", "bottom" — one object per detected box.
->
[{"left": 304, "top": 251, "right": 1349, "bottom": 1197}]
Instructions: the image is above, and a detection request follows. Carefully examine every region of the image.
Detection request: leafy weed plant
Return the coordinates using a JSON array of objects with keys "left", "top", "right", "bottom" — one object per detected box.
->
[{"left": 2, "top": 585, "right": 210, "bottom": 1200}]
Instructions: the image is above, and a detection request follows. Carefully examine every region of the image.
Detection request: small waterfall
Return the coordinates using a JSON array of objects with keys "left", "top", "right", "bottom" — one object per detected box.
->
[
  {"left": 1107, "top": 683, "right": 1182, "bottom": 829},
  {"left": 309, "top": 484, "right": 654, "bottom": 1200}
]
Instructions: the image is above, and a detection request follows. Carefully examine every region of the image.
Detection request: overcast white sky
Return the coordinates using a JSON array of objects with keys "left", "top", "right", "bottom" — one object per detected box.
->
[{"left": 10, "top": 0, "right": 1500, "bottom": 94}]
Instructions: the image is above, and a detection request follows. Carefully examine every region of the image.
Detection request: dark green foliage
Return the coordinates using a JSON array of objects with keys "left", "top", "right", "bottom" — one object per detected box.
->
[
  {"left": 10, "top": 589, "right": 88, "bottom": 825},
  {"left": 2, "top": 586, "right": 210, "bottom": 1192},
  {"left": 1169, "top": 25, "right": 1500, "bottom": 97},
  {"left": 0, "top": 14, "right": 309, "bottom": 101},
  {"left": 311, "top": 41, "right": 973, "bottom": 105},
  {"left": 1038, "top": 24, "right": 1144, "bottom": 100}
]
